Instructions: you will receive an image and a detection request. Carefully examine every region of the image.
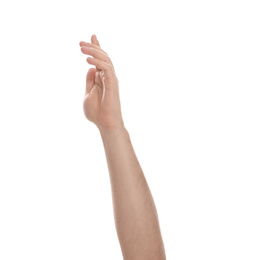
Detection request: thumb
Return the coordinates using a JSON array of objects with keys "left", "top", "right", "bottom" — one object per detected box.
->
[{"left": 86, "top": 67, "right": 96, "bottom": 95}]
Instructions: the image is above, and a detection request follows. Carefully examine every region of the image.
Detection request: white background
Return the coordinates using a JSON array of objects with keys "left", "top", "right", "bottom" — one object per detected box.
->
[{"left": 0, "top": 0, "right": 259, "bottom": 259}]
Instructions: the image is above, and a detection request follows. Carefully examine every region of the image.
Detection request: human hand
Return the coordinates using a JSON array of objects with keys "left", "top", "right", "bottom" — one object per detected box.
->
[{"left": 79, "top": 35, "right": 125, "bottom": 132}]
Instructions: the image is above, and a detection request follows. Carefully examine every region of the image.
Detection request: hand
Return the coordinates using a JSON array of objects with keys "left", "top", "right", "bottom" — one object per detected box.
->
[{"left": 79, "top": 35, "right": 125, "bottom": 132}]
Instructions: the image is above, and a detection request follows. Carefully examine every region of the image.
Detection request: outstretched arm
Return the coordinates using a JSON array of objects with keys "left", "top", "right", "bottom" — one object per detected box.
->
[
  {"left": 79, "top": 35, "right": 166, "bottom": 260},
  {"left": 99, "top": 123, "right": 166, "bottom": 260}
]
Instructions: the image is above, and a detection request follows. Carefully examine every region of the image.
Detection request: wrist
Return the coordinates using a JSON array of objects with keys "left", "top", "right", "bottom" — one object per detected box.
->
[{"left": 98, "top": 121, "right": 128, "bottom": 139}]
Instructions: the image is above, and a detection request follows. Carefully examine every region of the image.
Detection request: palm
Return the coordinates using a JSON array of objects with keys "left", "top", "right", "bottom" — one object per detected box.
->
[
  {"left": 83, "top": 69, "right": 103, "bottom": 125},
  {"left": 83, "top": 67, "right": 123, "bottom": 130}
]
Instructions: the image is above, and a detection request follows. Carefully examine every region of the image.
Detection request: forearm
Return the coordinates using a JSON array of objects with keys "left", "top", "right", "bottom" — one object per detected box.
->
[{"left": 99, "top": 124, "right": 166, "bottom": 260}]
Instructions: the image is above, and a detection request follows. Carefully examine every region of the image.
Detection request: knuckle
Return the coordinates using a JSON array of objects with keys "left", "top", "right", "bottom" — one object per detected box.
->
[{"left": 105, "top": 63, "right": 113, "bottom": 70}]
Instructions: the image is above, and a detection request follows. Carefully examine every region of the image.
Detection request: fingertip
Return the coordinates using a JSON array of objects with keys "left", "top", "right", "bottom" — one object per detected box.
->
[
  {"left": 91, "top": 34, "right": 100, "bottom": 46},
  {"left": 91, "top": 34, "right": 95, "bottom": 43},
  {"left": 81, "top": 46, "right": 88, "bottom": 53}
]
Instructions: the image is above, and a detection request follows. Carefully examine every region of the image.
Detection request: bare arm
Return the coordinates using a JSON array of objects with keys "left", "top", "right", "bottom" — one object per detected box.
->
[
  {"left": 79, "top": 35, "right": 166, "bottom": 260},
  {"left": 99, "top": 124, "right": 166, "bottom": 260}
]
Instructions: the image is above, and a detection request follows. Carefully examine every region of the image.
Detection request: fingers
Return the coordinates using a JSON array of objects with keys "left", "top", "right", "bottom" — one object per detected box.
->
[
  {"left": 79, "top": 35, "right": 116, "bottom": 87},
  {"left": 79, "top": 41, "right": 108, "bottom": 56},
  {"left": 80, "top": 46, "right": 112, "bottom": 66},
  {"left": 86, "top": 57, "right": 114, "bottom": 80},
  {"left": 79, "top": 35, "right": 109, "bottom": 73}
]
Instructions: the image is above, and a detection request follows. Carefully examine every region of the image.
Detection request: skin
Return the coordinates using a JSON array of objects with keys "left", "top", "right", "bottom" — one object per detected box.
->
[{"left": 79, "top": 35, "right": 166, "bottom": 260}]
